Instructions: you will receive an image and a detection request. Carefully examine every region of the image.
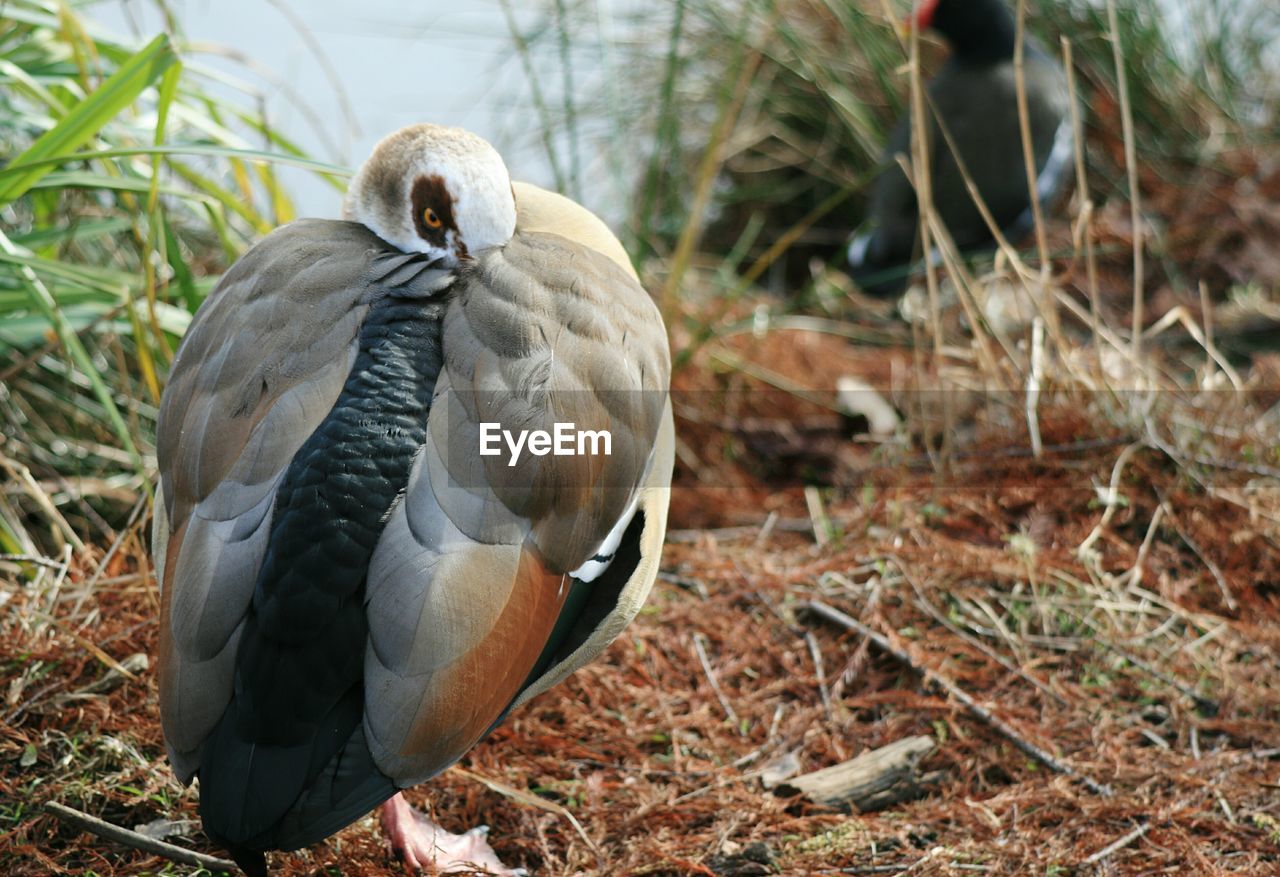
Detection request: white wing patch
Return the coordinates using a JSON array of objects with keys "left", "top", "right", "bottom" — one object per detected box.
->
[
  {"left": 1007, "top": 117, "right": 1074, "bottom": 241},
  {"left": 568, "top": 442, "right": 658, "bottom": 583},
  {"left": 569, "top": 490, "right": 640, "bottom": 582},
  {"left": 1035, "top": 118, "right": 1074, "bottom": 204},
  {"left": 847, "top": 232, "right": 872, "bottom": 270}
]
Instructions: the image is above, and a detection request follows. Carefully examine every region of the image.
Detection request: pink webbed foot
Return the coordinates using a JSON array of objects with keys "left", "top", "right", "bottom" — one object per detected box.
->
[{"left": 378, "top": 793, "right": 527, "bottom": 876}]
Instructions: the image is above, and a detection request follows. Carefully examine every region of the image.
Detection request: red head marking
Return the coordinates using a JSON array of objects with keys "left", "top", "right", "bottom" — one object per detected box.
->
[{"left": 914, "top": 0, "right": 941, "bottom": 30}]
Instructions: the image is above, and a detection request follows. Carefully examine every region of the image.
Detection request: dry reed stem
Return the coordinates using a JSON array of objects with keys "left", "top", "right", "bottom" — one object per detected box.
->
[
  {"left": 904, "top": 7, "right": 955, "bottom": 476},
  {"left": 1013, "top": 0, "right": 1061, "bottom": 349},
  {"left": 1061, "top": 36, "right": 1107, "bottom": 379},
  {"left": 1104, "top": 0, "right": 1146, "bottom": 365},
  {"left": 916, "top": 195, "right": 1015, "bottom": 377}
]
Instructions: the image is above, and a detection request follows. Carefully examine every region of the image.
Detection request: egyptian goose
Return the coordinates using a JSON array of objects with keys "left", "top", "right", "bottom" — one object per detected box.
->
[
  {"left": 152, "top": 124, "right": 673, "bottom": 875},
  {"left": 847, "top": 0, "right": 1073, "bottom": 296}
]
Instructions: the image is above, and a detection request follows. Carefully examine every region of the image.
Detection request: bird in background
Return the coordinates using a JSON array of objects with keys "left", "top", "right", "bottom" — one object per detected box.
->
[
  {"left": 152, "top": 123, "right": 673, "bottom": 875},
  {"left": 847, "top": 0, "right": 1073, "bottom": 297}
]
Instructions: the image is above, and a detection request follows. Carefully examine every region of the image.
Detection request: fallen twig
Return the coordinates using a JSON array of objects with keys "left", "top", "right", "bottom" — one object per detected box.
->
[
  {"left": 693, "top": 632, "right": 741, "bottom": 729},
  {"left": 805, "top": 631, "right": 834, "bottom": 721},
  {"left": 44, "top": 801, "right": 237, "bottom": 873},
  {"left": 801, "top": 600, "right": 1114, "bottom": 797},
  {"left": 755, "top": 510, "right": 779, "bottom": 546},
  {"left": 1082, "top": 822, "right": 1150, "bottom": 865},
  {"left": 805, "top": 486, "right": 833, "bottom": 546},
  {"left": 667, "top": 518, "right": 813, "bottom": 543}
]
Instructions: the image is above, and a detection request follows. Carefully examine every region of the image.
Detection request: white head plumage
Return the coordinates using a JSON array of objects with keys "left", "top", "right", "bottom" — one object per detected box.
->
[{"left": 343, "top": 124, "right": 516, "bottom": 266}]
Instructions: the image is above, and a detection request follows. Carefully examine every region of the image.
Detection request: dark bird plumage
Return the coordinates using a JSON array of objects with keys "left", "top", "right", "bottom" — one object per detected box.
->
[{"left": 848, "top": 0, "right": 1073, "bottom": 296}]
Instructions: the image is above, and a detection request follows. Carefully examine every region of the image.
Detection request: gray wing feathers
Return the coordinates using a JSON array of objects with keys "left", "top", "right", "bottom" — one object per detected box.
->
[
  {"left": 361, "top": 230, "right": 670, "bottom": 785},
  {"left": 156, "top": 220, "right": 420, "bottom": 779},
  {"left": 443, "top": 235, "right": 668, "bottom": 565},
  {"left": 169, "top": 490, "right": 274, "bottom": 663}
]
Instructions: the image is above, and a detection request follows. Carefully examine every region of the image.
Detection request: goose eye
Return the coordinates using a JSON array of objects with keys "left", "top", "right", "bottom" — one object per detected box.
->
[{"left": 423, "top": 207, "right": 443, "bottom": 229}]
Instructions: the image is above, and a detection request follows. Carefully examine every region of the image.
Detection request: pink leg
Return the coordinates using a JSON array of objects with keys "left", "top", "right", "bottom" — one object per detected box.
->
[{"left": 378, "top": 793, "right": 526, "bottom": 875}]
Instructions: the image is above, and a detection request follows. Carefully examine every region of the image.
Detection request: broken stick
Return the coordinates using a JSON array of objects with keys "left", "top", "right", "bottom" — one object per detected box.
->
[
  {"left": 45, "top": 801, "right": 236, "bottom": 873},
  {"left": 801, "top": 600, "right": 1114, "bottom": 797}
]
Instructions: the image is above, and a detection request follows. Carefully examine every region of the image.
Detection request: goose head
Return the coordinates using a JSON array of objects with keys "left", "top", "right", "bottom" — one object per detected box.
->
[{"left": 343, "top": 123, "right": 517, "bottom": 266}]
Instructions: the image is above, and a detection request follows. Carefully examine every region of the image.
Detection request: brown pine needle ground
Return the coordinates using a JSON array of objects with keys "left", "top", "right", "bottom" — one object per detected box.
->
[{"left": 4, "top": 371, "right": 1279, "bottom": 874}]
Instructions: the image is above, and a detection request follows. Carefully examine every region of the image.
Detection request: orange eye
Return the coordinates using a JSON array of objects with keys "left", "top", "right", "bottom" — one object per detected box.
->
[{"left": 423, "top": 207, "right": 443, "bottom": 229}]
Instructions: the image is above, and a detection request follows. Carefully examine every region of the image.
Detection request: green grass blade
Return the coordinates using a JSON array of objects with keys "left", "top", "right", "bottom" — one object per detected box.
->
[
  {"left": 10, "top": 217, "right": 133, "bottom": 249},
  {"left": 28, "top": 171, "right": 217, "bottom": 202},
  {"left": 0, "top": 226, "right": 143, "bottom": 469},
  {"left": 0, "top": 144, "right": 352, "bottom": 181},
  {"left": 0, "top": 33, "right": 177, "bottom": 205}
]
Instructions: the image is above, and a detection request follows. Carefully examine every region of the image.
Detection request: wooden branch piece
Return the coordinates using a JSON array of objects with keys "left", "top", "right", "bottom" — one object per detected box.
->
[
  {"left": 45, "top": 801, "right": 237, "bottom": 873},
  {"left": 777, "top": 735, "right": 938, "bottom": 811}
]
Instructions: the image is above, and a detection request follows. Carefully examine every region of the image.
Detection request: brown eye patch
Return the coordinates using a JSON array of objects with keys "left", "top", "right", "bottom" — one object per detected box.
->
[{"left": 410, "top": 174, "right": 462, "bottom": 253}]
